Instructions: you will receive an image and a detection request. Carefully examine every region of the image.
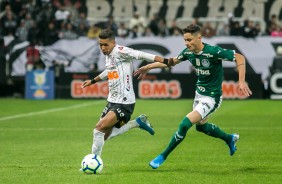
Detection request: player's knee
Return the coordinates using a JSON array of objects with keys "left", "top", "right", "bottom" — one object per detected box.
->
[
  {"left": 179, "top": 122, "right": 188, "bottom": 131},
  {"left": 177, "top": 117, "right": 193, "bottom": 135},
  {"left": 196, "top": 124, "right": 206, "bottom": 133}
]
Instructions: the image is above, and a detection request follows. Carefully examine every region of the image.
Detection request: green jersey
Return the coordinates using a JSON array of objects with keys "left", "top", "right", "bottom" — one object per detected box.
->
[{"left": 177, "top": 43, "right": 235, "bottom": 98}]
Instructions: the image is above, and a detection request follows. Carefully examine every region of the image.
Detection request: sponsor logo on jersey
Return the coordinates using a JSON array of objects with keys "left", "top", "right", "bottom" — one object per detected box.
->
[
  {"left": 108, "top": 71, "right": 119, "bottom": 80},
  {"left": 202, "top": 53, "right": 213, "bottom": 58},
  {"left": 197, "top": 86, "right": 206, "bottom": 92},
  {"left": 195, "top": 68, "right": 210, "bottom": 75},
  {"left": 201, "top": 59, "right": 210, "bottom": 67}
]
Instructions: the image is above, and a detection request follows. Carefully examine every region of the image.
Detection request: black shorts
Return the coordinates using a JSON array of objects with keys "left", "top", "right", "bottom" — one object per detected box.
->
[{"left": 100, "top": 102, "right": 135, "bottom": 128}]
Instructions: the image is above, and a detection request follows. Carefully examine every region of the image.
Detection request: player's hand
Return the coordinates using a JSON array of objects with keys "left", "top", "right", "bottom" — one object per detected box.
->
[
  {"left": 163, "top": 58, "right": 174, "bottom": 68},
  {"left": 238, "top": 81, "right": 252, "bottom": 97},
  {"left": 80, "top": 80, "right": 92, "bottom": 88},
  {"left": 133, "top": 66, "right": 149, "bottom": 80}
]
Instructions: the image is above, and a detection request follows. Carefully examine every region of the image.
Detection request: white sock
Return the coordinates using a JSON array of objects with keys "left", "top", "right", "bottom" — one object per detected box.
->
[
  {"left": 107, "top": 120, "right": 139, "bottom": 140},
  {"left": 92, "top": 129, "right": 105, "bottom": 156}
]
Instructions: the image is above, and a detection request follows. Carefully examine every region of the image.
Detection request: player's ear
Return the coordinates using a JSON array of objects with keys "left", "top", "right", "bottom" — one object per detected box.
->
[{"left": 198, "top": 34, "right": 202, "bottom": 40}]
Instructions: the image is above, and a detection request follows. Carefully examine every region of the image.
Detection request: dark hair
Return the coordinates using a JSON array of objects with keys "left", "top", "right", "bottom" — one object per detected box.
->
[
  {"left": 182, "top": 24, "right": 202, "bottom": 35},
  {"left": 99, "top": 29, "right": 115, "bottom": 40}
]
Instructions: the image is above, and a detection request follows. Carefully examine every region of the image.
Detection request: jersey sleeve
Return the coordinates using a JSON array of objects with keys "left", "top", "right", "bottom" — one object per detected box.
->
[
  {"left": 176, "top": 48, "right": 189, "bottom": 62},
  {"left": 117, "top": 46, "right": 142, "bottom": 60},
  {"left": 98, "top": 70, "right": 108, "bottom": 80},
  {"left": 214, "top": 46, "right": 236, "bottom": 62}
]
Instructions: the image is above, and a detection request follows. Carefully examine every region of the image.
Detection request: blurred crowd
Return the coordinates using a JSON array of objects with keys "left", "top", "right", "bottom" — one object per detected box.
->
[
  {"left": 1, "top": 0, "right": 282, "bottom": 46},
  {"left": 1, "top": 0, "right": 282, "bottom": 44},
  {"left": 0, "top": 0, "right": 282, "bottom": 72}
]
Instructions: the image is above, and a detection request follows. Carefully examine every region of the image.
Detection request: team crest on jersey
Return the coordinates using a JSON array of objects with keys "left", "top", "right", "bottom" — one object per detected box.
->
[
  {"left": 201, "top": 59, "right": 210, "bottom": 67},
  {"left": 118, "top": 46, "right": 124, "bottom": 50}
]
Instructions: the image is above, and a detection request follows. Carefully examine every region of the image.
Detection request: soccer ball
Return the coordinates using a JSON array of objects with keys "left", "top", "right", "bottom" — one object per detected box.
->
[{"left": 81, "top": 154, "right": 103, "bottom": 174}]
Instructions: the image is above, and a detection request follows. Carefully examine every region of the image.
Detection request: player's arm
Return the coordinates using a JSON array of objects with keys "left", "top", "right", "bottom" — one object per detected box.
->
[
  {"left": 134, "top": 57, "right": 180, "bottom": 79},
  {"left": 137, "top": 51, "right": 177, "bottom": 67},
  {"left": 235, "top": 53, "right": 252, "bottom": 96},
  {"left": 80, "top": 70, "right": 107, "bottom": 88}
]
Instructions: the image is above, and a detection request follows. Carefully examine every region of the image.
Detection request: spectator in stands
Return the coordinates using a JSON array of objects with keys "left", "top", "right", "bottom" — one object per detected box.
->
[
  {"left": 75, "top": 22, "right": 88, "bottom": 37},
  {"left": 241, "top": 19, "right": 259, "bottom": 38},
  {"left": 129, "top": 11, "right": 147, "bottom": 36},
  {"left": 15, "top": 19, "right": 28, "bottom": 42},
  {"left": 105, "top": 15, "right": 118, "bottom": 36},
  {"left": 23, "top": 0, "right": 37, "bottom": 15},
  {"left": 0, "top": 4, "right": 16, "bottom": 23},
  {"left": 217, "top": 22, "right": 229, "bottom": 36},
  {"left": 128, "top": 25, "right": 141, "bottom": 39},
  {"left": 201, "top": 22, "right": 216, "bottom": 38},
  {"left": 87, "top": 23, "right": 101, "bottom": 39},
  {"left": 2, "top": 12, "right": 17, "bottom": 36},
  {"left": 270, "top": 25, "right": 282, "bottom": 37},
  {"left": 74, "top": 12, "right": 89, "bottom": 29},
  {"left": 143, "top": 27, "right": 154, "bottom": 37},
  {"left": 63, "top": 0, "right": 79, "bottom": 22},
  {"left": 168, "top": 20, "right": 182, "bottom": 36},
  {"left": 26, "top": 41, "right": 44, "bottom": 71},
  {"left": 148, "top": 13, "right": 160, "bottom": 36},
  {"left": 36, "top": 3, "right": 54, "bottom": 35},
  {"left": 54, "top": 4, "right": 70, "bottom": 28},
  {"left": 158, "top": 18, "right": 169, "bottom": 37},
  {"left": 229, "top": 21, "right": 241, "bottom": 36},
  {"left": 59, "top": 22, "right": 78, "bottom": 40},
  {"left": 23, "top": 13, "right": 35, "bottom": 31},
  {"left": 254, "top": 22, "right": 262, "bottom": 36},
  {"left": 27, "top": 21, "right": 41, "bottom": 44},
  {"left": 266, "top": 14, "right": 281, "bottom": 35},
  {"left": 117, "top": 22, "right": 129, "bottom": 38},
  {"left": 43, "top": 21, "right": 59, "bottom": 45}
]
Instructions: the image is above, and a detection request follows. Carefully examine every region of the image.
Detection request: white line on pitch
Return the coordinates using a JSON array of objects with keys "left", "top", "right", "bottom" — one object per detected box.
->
[{"left": 0, "top": 101, "right": 103, "bottom": 122}]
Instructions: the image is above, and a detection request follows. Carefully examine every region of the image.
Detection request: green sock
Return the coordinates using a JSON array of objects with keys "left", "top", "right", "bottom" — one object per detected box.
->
[
  {"left": 195, "top": 122, "right": 232, "bottom": 143},
  {"left": 161, "top": 117, "right": 193, "bottom": 159}
]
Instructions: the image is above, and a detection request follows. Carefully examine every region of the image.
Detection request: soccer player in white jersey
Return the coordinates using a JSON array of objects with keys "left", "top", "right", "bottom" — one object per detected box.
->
[
  {"left": 80, "top": 29, "right": 165, "bottom": 158},
  {"left": 134, "top": 24, "right": 252, "bottom": 169}
]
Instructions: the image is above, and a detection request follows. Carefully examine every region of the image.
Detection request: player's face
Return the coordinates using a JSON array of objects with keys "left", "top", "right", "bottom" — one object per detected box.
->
[
  {"left": 183, "top": 32, "right": 203, "bottom": 53},
  {"left": 99, "top": 38, "right": 115, "bottom": 55}
]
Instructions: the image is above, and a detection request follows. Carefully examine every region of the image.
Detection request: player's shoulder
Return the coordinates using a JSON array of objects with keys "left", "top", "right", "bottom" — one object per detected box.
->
[
  {"left": 115, "top": 44, "right": 134, "bottom": 54},
  {"left": 204, "top": 43, "right": 224, "bottom": 54},
  {"left": 180, "top": 47, "right": 192, "bottom": 55}
]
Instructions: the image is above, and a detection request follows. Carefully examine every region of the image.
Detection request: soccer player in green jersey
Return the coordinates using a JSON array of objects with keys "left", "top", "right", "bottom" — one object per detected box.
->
[{"left": 134, "top": 24, "right": 252, "bottom": 169}]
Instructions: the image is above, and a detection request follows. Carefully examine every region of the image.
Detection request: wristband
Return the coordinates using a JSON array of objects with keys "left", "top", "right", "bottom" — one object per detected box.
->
[
  {"left": 90, "top": 79, "right": 96, "bottom": 84},
  {"left": 163, "top": 58, "right": 169, "bottom": 65}
]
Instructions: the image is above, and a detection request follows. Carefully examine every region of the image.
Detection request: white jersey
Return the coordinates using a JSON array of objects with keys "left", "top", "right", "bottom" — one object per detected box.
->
[{"left": 99, "top": 44, "right": 144, "bottom": 104}]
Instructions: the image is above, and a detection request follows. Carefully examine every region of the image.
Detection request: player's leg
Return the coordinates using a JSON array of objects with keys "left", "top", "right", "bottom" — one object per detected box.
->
[
  {"left": 92, "top": 111, "right": 117, "bottom": 156},
  {"left": 149, "top": 111, "right": 201, "bottom": 169},
  {"left": 150, "top": 92, "right": 204, "bottom": 169},
  {"left": 194, "top": 95, "right": 239, "bottom": 155},
  {"left": 107, "top": 114, "right": 154, "bottom": 140}
]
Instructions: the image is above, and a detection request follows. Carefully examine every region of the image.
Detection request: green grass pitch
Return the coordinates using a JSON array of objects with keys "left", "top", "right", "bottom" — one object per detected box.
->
[{"left": 0, "top": 99, "right": 281, "bottom": 184}]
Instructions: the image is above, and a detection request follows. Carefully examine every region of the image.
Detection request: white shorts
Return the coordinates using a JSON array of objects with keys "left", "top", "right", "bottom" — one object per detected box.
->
[{"left": 193, "top": 91, "right": 222, "bottom": 120}]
